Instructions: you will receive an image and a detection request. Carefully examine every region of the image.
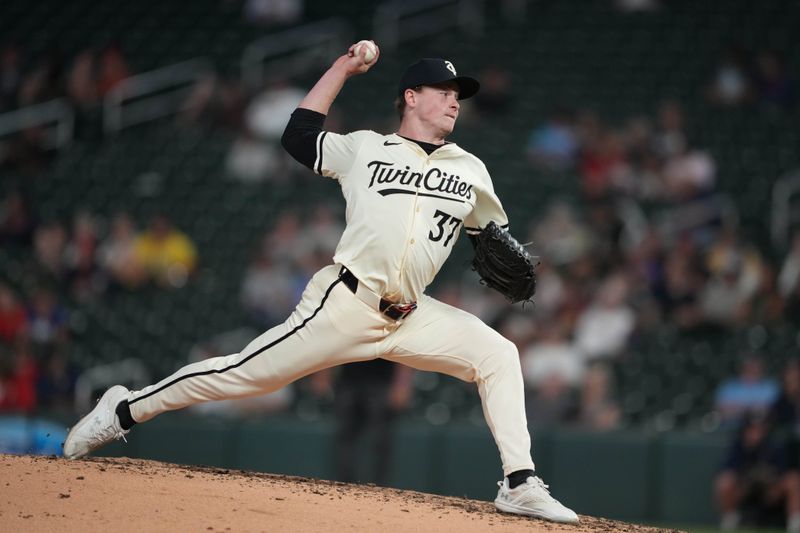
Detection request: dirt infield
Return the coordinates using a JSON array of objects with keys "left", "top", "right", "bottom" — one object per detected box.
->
[{"left": 1, "top": 454, "right": 683, "bottom": 532}]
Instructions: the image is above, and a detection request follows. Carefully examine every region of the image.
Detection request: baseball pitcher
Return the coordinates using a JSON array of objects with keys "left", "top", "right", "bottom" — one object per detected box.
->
[{"left": 64, "top": 41, "right": 578, "bottom": 523}]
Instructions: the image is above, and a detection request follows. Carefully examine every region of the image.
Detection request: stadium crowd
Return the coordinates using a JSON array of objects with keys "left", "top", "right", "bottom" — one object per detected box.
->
[{"left": 0, "top": 29, "right": 797, "bottom": 440}]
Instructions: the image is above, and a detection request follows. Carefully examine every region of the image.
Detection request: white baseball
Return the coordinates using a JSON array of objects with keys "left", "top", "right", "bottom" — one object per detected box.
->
[{"left": 353, "top": 40, "right": 377, "bottom": 64}]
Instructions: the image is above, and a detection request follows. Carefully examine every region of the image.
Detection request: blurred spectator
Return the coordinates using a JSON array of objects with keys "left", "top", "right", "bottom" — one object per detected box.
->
[
  {"left": 701, "top": 231, "right": 764, "bottom": 329},
  {"left": 96, "top": 44, "right": 131, "bottom": 97},
  {"left": 623, "top": 115, "right": 653, "bottom": 163},
  {"left": 621, "top": 116, "right": 664, "bottom": 200},
  {"left": 531, "top": 201, "right": 593, "bottom": 266},
  {"left": 17, "top": 47, "right": 64, "bottom": 107},
  {"left": 576, "top": 364, "right": 621, "bottom": 431},
  {"left": 526, "top": 259, "right": 566, "bottom": 319},
  {"left": 651, "top": 235, "right": 705, "bottom": 331},
  {"left": 26, "top": 288, "right": 68, "bottom": 357},
  {"left": 181, "top": 74, "right": 246, "bottom": 130},
  {"left": 244, "top": 210, "right": 336, "bottom": 315},
  {"left": 0, "top": 189, "right": 37, "bottom": 247},
  {"left": 715, "top": 354, "right": 780, "bottom": 428},
  {"left": 295, "top": 246, "right": 333, "bottom": 293},
  {"left": 473, "top": 64, "right": 512, "bottom": 116},
  {"left": 749, "top": 260, "right": 785, "bottom": 325},
  {"left": 521, "top": 317, "right": 584, "bottom": 389},
  {"left": 715, "top": 413, "right": 800, "bottom": 532},
  {"left": 769, "top": 360, "right": 800, "bottom": 471},
  {"left": 133, "top": 214, "right": 198, "bottom": 289},
  {"left": 264, "top": 211, "right": 304, "bottom": 268},
  {"left": 651, "top": 100, "right": 687, "bottom": 161},
  {"left": 573, "top": 272, "right": 635, "bottom": 361},
  {"left": 706, "top": 229, "right": 764, "bottom": 295},
  {"left": 35, "top": 349, "right": 79, "bottom": 412},
  {"left": 585, "top": 199, "right": 625, "bottom": 266},
  {"left": 560, "top": 255, "right": 603, "bottom": 326},
  {"left": 0, "top": 339, "right": 38, "bottom": 412},
  {"left": 526, "top": 106, "right": 579, "bottom": 170},
  {"left": 0, "top": 127, "right": 53, "bottom": 175},
  {"left": 316, "top": 360, "right": 413, "bottom": 485},
  {"left": 753, "top": 50, "right": 794, "bottom": 110},
  {"left": 580, "top": 129, "right": 631, "bottom": 200},
  {"left": 630, "top": 151, "right": 666, "bottom": 201},
  {"left": 33, "top": 220, "right": 68, "bottom": 282},
  {"left": 64, "top": 210, "right": 100, "bottom": 300},
  {"left": 626, "top": 226, "right": 664, "bottom": 292},
  {"left": 246, "top": 82, "right": 306, "bottom": 141},
  {"left": 0, "top": 45, "right": 22, "bottom": 111},
  {"left": 225, "top": 128, "right": 283, "bottom": 183},
  {"left": 525, "top": 372, "right": 578, "bottom": 428},
  {"left": 780, "top": 233, "right": 800, "bottom": 323},
  {"left": 0, "top": 284, "right": 27, "bottom": 345},
  {"left": 522, "top": 317, "right": 582, "bottom": 427},
  {"left": 0, "top": 359, "right": 12, "bottom": 410},
  {"left": 240, "top": 251, "right": 297, "bottom": 327},
  {"left": 700, "top": 261, "right": 753, "bottom": 328},
  {"left": 67, "top": 50, "right": 98, "bottom": 112},
  {"left": 661, "top": 145, "right": 716, "bottom": 202},
  {"left": 98, "top": 212, "right": 147, "bottom": 290},
  {"left": 243, "top": 0, "right": 304, "bottom": 26},
  {"left": 705, "top": 46, "right": 753, "bottom": 108},
  {"left": 575, "top": 111, "right": 602, "bottom": 153},
  {"left": 296, "top": 203, "right": 344, "bottom": 260}
]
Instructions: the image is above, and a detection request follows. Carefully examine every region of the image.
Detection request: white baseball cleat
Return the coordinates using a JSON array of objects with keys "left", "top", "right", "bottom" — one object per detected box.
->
[
  {"left": 63, "top": 385, "right": 131, "bottom": 459},
  {"left": 494, "top": 475, "right": 579, "bottom": 523}
]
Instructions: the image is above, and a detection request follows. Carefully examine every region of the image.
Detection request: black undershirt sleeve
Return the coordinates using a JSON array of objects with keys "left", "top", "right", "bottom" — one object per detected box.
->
[{"left": 281, "top": 107, "right": 326, "bottom": 171}]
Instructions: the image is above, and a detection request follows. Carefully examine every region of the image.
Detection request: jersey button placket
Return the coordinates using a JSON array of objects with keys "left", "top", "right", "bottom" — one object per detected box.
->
[{"left": 412, "top": 159, "right": 428, "bottom": 250}]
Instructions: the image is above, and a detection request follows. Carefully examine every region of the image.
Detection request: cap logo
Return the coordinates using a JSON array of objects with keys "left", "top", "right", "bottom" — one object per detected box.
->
[{"left": 444, "top": 61, "right": 457, "bottom": 76}]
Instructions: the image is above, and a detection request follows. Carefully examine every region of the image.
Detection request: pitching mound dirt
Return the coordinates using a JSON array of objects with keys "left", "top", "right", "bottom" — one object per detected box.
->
[{"left": 1, "top": 454, "right": 682, "bottom": 532}]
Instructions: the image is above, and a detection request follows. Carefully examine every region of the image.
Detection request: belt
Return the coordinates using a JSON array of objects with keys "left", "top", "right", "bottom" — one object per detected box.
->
[{"left": 339, "top": 266, "right": 417, "bottom": 321}]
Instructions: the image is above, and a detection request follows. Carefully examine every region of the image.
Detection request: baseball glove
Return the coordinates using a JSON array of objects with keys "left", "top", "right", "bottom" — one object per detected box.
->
[{"left": 471, "top": 221, "right": 539, "bottom": 304}]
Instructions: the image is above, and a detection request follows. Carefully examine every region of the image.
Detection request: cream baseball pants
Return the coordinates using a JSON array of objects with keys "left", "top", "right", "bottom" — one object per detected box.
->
[{"left": 127, "top": 264, "right": 535, "bottom": 475}]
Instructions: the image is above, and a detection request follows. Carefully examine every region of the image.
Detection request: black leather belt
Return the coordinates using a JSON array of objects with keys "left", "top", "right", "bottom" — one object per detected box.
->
[{"left": 339, "top": 267, "right": 417, "bottom": 321}]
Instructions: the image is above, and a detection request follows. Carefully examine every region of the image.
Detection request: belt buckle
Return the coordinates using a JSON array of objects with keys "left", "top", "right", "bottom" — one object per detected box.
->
[{"left": 384, "top": 302, "right": 417, "bottom": 320}]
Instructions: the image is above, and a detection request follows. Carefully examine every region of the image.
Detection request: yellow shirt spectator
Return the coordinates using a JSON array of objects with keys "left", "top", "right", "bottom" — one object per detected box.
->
[{"left": 134, "top": 215, "right": 198, "bottom": 288}]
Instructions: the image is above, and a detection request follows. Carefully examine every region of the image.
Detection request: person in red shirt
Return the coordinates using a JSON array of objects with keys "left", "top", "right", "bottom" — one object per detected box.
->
[
  {"left": 0, "top": 283, "right": 27, "bottom": 344},
  {"left": 0, "top": 340, "right": 38, "bottom": 412}
]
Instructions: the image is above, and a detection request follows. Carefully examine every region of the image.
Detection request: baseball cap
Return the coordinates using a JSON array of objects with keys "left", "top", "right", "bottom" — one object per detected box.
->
[{"left": 398, "top": 58, "right": 480, "bottom": 100}]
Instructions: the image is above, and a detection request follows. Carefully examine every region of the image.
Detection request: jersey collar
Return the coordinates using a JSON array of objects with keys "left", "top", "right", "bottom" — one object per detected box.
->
[{"left": 387, "top": 133, "right": 464, "bottom": 158}]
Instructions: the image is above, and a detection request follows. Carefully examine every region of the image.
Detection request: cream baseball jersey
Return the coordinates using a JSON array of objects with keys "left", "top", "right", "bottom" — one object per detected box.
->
[{"left": 315, "top": 130, "right": 508, "bottom": 302}]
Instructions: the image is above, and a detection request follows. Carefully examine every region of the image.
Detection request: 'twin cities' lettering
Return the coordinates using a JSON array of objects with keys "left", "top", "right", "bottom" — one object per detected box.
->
[{"left": 366, "top": 160, "right": 473, "bottom": 201}]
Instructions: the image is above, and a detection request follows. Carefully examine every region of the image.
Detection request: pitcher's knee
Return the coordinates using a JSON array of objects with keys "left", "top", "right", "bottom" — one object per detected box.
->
[
  {"left": 503, "top": 338, "right": 522, "bottom": 368},
  {"left": 485, "top": 338, "right": 521, "bottom": 376}
]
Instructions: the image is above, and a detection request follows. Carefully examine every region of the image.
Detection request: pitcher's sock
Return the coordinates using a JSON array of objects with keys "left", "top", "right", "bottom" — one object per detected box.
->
[
  {"left": 507, "top": 469, "right": 535, "bottom": 489},
  {"left": 116, "top": 400, "right": 137, "bottom": 430}
]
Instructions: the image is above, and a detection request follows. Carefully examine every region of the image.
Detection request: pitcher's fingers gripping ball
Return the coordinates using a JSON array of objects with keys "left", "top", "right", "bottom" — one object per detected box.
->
[{"left": 349, "top": 39, "right": 379, "bottom": 65}]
